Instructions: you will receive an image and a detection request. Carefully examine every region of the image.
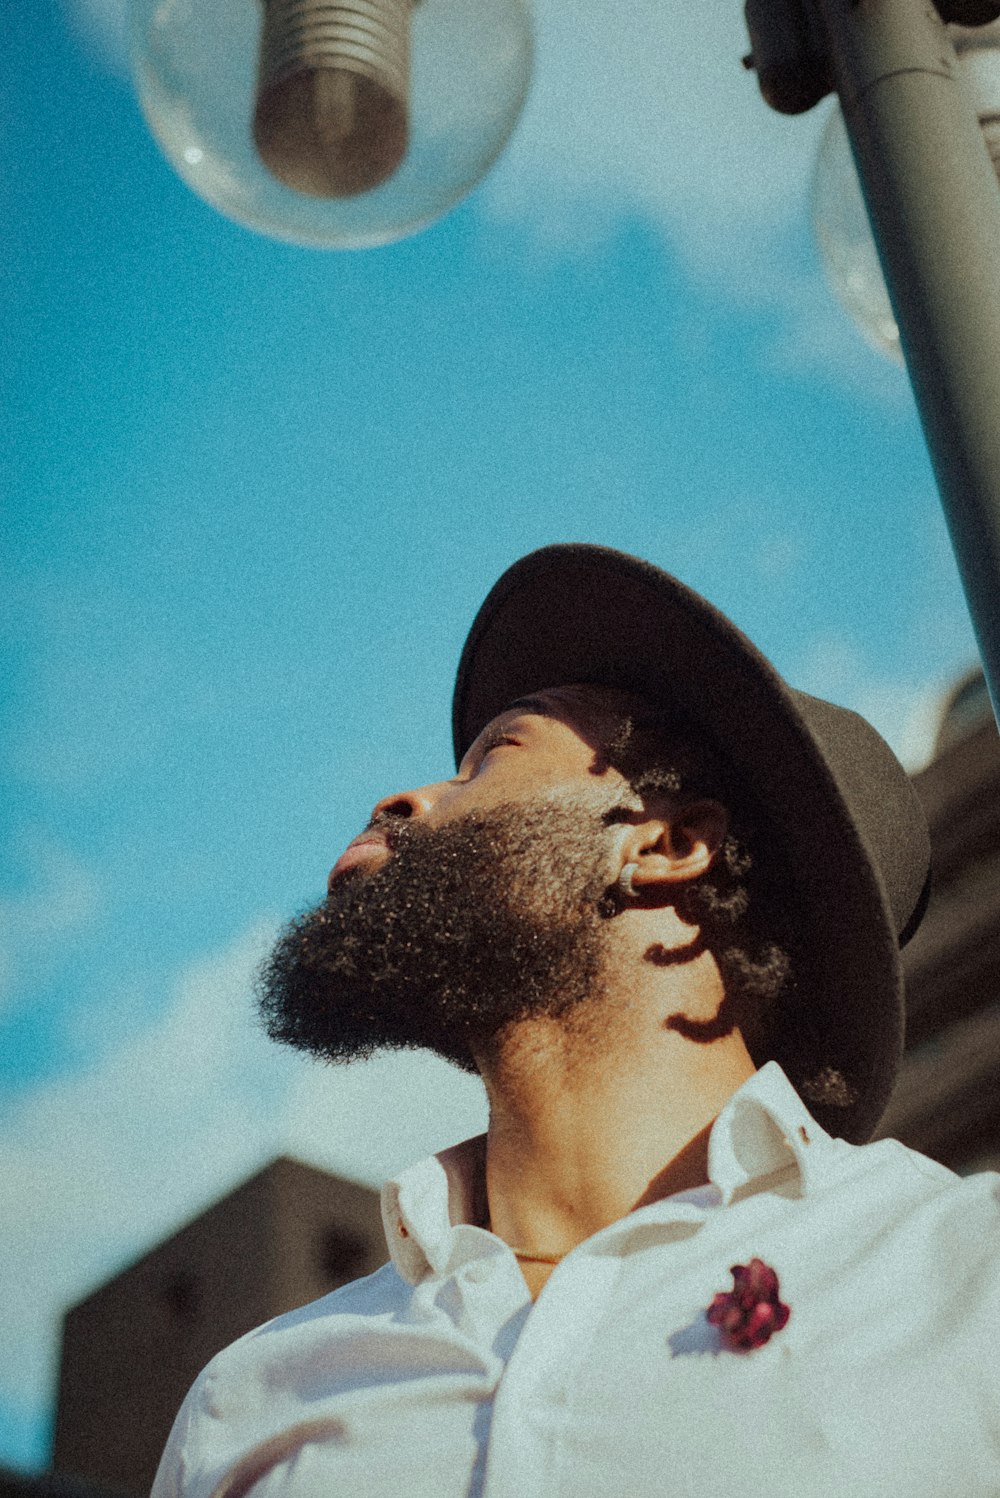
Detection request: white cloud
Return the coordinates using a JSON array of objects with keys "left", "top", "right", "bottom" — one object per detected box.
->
[
  {"left": 479, "top": 0, "right": 912, "bottom": 393},
  {"left": 0, "top": 921, "right": 485, "bottom": 1432},
  {"left": 284, "top": 1049, "right": 487, "bottom": 1185},
  {"left": 859, "top": 681, "right": 951, "bottom": 775},
  {"left": 485, "top": 0, "right": 823, "bottom": 279},
  {"left": 62, "top": 0, "right": 130, "bottom": 76},
  {"left": 0, "top": 923, "right": 286, "bottom": 1416},
  {"left": 791, "top": 633, "right": 956, "bottom": 772},
  {"left": 761, "top": 265, "right": 911, "bottom": 404},
  {"left": 0, "top": 836, "right": 101, "bottom": 1016},
  {"left": 482, "top": 2, "right": 832, "bottom": 303}
]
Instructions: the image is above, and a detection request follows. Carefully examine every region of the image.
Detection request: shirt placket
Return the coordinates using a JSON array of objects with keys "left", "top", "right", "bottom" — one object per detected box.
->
[{"left": 481, "top": 1203, "right": 711, "bottom": 1498}]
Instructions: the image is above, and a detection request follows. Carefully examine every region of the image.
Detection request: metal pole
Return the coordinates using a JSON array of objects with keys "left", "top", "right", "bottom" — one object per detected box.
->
[{"left": 809, "top": 0, "right": 1000, "bottom": 725}]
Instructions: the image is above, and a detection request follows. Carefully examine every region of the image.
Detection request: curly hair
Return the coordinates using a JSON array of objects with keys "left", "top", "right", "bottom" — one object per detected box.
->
[{"left": 596, "top": 703, "right": 795, "bottom": 1056}]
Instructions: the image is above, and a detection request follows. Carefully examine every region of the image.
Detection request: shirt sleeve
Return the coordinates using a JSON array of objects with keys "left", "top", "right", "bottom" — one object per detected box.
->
[{"left": 150, "top": 1375, "right": 200, "bottom": 1498}]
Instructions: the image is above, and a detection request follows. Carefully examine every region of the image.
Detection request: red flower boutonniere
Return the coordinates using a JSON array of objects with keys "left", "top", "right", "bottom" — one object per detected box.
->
[{"left": 706, "top": 1258, "right": 790, "bottom": 1351}]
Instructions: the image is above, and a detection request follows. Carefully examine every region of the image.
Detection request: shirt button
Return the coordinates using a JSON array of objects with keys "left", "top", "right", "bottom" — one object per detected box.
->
[{"left": 397, "top": 1221, "right": 409, "bottom": 1238}]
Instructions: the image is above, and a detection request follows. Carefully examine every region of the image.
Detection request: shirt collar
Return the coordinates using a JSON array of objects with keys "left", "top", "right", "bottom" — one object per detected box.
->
[
  {"left": 706, "top": 1059, "right": 826, "bottom": 1203},
  {"left": 381, "top": 1061, "right": 830, "bottom": 1284}
]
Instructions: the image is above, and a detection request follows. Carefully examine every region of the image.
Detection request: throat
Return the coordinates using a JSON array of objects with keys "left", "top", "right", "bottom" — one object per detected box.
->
[{"left": 479, "top": 1004, "right": 756, "bottom": 1269}]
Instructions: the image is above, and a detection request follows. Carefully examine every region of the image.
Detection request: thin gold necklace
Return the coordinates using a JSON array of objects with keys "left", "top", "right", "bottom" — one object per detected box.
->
[
  {"left": 510, "top": 1246, "right": 566, "bottom": 1265},
  {"left": 482, "top": 1214, "right": 569, "bottom": 1265},
  {"left": 485, "top": 1221, "right": 568, "bottom": 1265}
]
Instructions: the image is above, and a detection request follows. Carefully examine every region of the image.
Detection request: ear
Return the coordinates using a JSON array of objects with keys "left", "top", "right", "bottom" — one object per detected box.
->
[{"left": 620, "top": 800, "right": 729, "bottom": 892}]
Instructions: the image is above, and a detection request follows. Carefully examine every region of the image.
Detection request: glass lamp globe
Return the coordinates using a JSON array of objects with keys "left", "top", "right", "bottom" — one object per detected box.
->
[
  {"left": 812, "top": 21, "right": 1000, "bottom": 363},
  {"left": 130, "top": 0, "right": 534, "bottom": 249}
]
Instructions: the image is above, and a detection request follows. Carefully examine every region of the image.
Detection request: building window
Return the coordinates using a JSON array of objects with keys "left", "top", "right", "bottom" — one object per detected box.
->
[
  {"left": 160, "top": 1268, "right": 202, "bottom": 1323},
  {"left": 317, "top": 1227, "right": 369, "bottom": 1288}
]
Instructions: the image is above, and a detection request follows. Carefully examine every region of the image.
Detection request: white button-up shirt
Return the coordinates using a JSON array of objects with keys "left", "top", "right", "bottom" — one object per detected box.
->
[{"left": 152, "top": 1062, "right": 1000, "bottom": 1498}]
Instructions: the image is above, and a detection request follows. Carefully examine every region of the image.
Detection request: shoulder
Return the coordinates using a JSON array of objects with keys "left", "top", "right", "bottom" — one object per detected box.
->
[
  {"left": 887, "top": 1138, "right": 1000, "bottom": 1228},
  {"left": 843, "top": 1132, "right": 997, "bottom": 1195},
  {"left": 206, "top": 1260, "right": 412, "bottom": 1390},
  {"left": 820, "top": 1132, "right": 1000, "bottom": 1253},
  {"left": 829, "top": 1128, "right": 1000, "bottom": 1195},
  {"left": 151, "top": 1263, "right": 413, "bottom": 1498}
]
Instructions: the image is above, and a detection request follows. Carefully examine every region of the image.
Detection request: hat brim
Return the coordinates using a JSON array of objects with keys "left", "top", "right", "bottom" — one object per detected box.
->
[{"left": 453, "top": 545, "right": 930, "bottom": 1143}]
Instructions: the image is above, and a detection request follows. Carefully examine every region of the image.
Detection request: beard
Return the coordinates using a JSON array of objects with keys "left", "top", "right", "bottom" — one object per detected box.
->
[{"left": 256, "top": 797, "right": 619, "bottom": 1071}]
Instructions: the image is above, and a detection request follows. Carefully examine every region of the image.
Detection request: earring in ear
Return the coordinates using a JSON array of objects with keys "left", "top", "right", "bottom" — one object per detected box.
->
[{"left": 617, "top": 863, "right": 640, "bottom": 900}]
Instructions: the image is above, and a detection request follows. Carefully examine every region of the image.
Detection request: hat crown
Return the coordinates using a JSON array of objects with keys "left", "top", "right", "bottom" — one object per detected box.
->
[{"left": 453, "top": 543, "right": 932, "bottom": 1143}]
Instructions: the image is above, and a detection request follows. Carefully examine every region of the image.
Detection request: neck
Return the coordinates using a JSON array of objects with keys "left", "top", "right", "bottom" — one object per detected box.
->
[{"left": 477, "top": 947, "right": 756, "bottom": 1267}]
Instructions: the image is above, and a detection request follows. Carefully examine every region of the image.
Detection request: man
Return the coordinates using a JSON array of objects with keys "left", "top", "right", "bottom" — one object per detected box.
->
[{"left": 152, "top": 544, "right": 1000, "bottom": 1498}]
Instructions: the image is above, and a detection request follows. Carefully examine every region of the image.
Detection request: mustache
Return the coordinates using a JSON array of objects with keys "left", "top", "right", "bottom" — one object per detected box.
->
[
  {"left": 357, "top": 812, "right": 424, "bottom": 852},
  {"left": 344, "top": 810, "right": 635, "bottom": 926}
]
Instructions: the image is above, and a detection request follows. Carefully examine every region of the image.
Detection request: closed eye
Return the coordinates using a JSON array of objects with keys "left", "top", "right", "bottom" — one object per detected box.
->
[
  {"left": 459, "top": 729, "right": 521, "bottom": 777},
  {"left": 479, "top": 732, "right": 520, "bottom": 757}
]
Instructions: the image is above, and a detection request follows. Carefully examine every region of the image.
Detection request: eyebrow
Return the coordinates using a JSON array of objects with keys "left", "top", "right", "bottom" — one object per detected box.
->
[
  {"left": 460, "top": 698, "right": 555, "bottom": 769},
  {"left": 502, "top": 695, "right": 561, "bottom": 719}
]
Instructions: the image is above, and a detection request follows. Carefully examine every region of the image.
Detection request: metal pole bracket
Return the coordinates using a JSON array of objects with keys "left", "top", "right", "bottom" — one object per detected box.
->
[{"left": 744, "top": 0, "right": 833, "bottom": 112}]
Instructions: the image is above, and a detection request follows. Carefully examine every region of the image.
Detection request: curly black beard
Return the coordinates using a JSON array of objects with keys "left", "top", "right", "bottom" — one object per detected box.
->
[{"left": 256, "top": 799, "right": 620, "bottom": 1072}]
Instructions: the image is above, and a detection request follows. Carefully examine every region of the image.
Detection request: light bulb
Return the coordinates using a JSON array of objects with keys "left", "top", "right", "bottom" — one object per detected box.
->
[
  {"left": 130, "top": 0, "right": 533, "bottom": 249},
  {"left": 812, "top": 21, "right": 1000, "bottom": 363},
  {"left": 811, "top": 103, "right": 903, "bottom": 364}
]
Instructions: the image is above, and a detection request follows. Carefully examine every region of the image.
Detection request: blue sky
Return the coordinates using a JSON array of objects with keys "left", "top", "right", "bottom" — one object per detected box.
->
[{"left": 0, "top": 0, "right": 980, "bottom": 1473}]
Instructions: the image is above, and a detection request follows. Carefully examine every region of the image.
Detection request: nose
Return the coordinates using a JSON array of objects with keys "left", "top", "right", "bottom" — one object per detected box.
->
[{"left": 369, "top": 785, "right": 438, "bottom": 825}]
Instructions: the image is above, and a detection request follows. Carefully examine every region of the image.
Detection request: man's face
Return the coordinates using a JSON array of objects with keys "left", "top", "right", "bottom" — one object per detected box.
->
[
  {"left": 328, "top": 684, "right": 642, "bottom": 883},
  {"left": 257, "top": 686, "right": 642, "bottom": 1070}
]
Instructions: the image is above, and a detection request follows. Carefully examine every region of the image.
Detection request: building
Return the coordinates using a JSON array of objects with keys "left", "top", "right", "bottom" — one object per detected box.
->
[
  {"left": 49, "top": 1157, "right": 385, "bottom": 1497},
  {"left": 876, "top": 670, "right": 1000, "bottom": 1168}
]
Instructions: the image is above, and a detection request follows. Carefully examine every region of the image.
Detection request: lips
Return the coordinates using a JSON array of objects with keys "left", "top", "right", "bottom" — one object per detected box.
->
[{"left": 328, "top": 833, "right": 391, "bottom": 889}]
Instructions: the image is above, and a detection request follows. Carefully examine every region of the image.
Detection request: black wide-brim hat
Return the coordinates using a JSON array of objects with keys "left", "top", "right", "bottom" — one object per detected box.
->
[{"left": 452, "top": 544, "right": 931, "bottom": 1144}]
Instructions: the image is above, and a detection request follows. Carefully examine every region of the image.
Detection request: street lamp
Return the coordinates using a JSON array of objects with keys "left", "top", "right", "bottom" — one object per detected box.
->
[
  {"left": 130, "top": 0, "right": 533, "bottom": 248},
  {"left": 129, "top": 0, "right": 1000, "bottom": 721},
  {"left": 813, "top": 20, "right": 1000, "bottom": 365},
  {"left": 745, "top": 0, "right": 1000, "bottom": 726}
]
